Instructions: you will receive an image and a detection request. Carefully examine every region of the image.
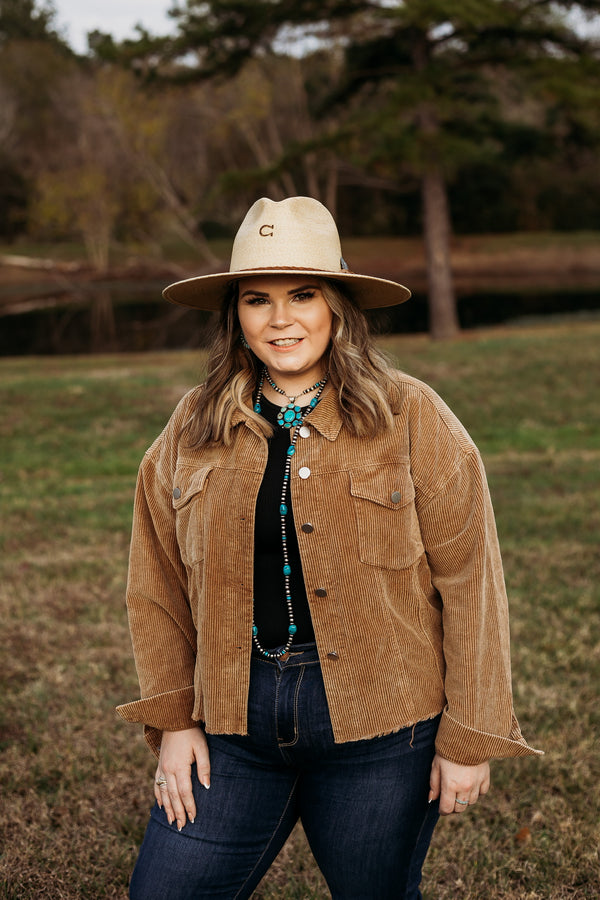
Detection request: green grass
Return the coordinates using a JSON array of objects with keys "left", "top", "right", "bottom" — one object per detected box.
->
[{"left": 1, "top": 321, "right": 599, "bottom": 898}]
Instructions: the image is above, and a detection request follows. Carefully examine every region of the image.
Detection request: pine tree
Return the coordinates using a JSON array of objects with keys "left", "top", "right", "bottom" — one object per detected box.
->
[{"left": 106, "top": 0, "right": 600, "bottom": 338}]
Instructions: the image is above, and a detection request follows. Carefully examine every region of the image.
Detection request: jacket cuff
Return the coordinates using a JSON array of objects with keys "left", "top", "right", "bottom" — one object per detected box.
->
[
  {"left": 435, "top": 708, "right": 543, "bottom": 765},
  {"left": 116, "top": 686, "right": 199, "bottom": 758}
]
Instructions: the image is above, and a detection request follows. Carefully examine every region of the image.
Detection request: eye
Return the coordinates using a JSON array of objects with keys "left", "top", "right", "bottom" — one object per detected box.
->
[
  {"left": 292, "top": 290, "right": 316, "bottom": 302},
  {"left": 243, "top": 295, "right": 269, "bottom": 306}
]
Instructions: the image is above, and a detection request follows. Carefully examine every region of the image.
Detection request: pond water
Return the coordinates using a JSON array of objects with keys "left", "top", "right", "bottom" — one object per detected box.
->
[{"left": 1, "top": 283, "right": 599, "bottom": 355}]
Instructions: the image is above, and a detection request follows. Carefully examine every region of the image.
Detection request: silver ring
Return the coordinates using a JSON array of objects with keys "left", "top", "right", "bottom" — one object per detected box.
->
[
  {"left": 455, "top": 798, "right": 469, "bottom": 806},
  {"left": 155, "top": 777, "right": 168, "bottom": 787}
]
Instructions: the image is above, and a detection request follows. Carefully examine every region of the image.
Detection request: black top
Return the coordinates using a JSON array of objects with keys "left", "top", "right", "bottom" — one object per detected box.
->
[{"left": 253, "top": 396, "right": 315, "bottom": 648}]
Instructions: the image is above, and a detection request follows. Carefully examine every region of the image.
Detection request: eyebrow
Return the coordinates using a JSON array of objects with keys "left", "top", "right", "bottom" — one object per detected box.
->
[{"left": 239, "top": 283, "right": 320, "bottom": 299}]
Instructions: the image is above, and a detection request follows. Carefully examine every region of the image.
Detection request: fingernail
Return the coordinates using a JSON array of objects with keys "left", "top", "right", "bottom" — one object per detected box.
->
[
  {"left": 189, "top": 816, "right": 195, "bottom": 824},
  {"left": 178, "top": 824, "right": 183, "bottom": 832},
  {"left": 200, "top": 778, "right": 210, "bottom": 790}
]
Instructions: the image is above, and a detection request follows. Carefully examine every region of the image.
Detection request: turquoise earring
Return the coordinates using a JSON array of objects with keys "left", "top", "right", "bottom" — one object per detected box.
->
[{"left": 240, "top": 333, "right": 250, "bottom": 349}]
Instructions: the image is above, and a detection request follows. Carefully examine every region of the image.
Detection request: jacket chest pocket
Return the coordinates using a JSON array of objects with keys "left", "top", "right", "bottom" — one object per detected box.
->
[
  {"left": 172, "top": 465, "right": 213, "bottom": 567},
  {"left": 350, "top": 465, "right": 424, "bottom": 570}
]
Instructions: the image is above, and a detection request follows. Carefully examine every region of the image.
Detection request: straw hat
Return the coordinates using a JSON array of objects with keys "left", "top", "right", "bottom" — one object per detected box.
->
[{"left": 162, "top": 196, "right": 411, "bottom": 310}]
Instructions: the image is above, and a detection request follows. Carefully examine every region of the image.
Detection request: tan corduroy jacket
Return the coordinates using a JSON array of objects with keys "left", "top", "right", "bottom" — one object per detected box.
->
[{"left": 117, "top": 371, "right": 541, "bottom": 765}]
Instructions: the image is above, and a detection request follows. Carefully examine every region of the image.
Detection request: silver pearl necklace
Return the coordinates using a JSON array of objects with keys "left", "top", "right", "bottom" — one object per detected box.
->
[
  {"left": 252, "top": 367, "right": 328, "bottom": 658},
  {"left": 262, "top": 368, "right": 329, "bottom": 429}
]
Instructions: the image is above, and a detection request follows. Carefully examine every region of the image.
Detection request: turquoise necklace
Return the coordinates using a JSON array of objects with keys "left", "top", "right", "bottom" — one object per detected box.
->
[
  {"left": 262, "top": 369, "right": 327, "bottom": 428},
  {"left": 252, "top": 366, "right": 328, "bottom": 658}
]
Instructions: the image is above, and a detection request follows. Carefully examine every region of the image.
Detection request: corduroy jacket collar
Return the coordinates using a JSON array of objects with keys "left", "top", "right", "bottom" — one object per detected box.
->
[{"left": 230, "top": 383, "right": 344, "bottom": 442}]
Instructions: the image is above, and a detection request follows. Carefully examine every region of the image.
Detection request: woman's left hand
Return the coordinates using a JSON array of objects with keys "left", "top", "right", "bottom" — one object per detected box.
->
[{"left": 428, "top": 753, "right": 490, "bottom": 816}]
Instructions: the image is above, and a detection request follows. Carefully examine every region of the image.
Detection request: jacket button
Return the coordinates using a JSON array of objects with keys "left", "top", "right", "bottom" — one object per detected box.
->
[
  {"left": 173, "top": 487, "right": 181, "bottom": 499},
  {"left": 326, "top": 651, "right": 339, "bottom": 660},
  {"left": 299, "top": 466, "right": 311, "bottom": 479},
  {"left": 299, "top": 425, "right": 311, "bottom": 438},
  {"left": 391, "top": 490, "right": 401, "bottom": 503},
  {"left": 314, "top": 588, "right": 327, "bottom": 598},
  {"left": 301, "top": 523, "right": 314, "bottom": 533}
]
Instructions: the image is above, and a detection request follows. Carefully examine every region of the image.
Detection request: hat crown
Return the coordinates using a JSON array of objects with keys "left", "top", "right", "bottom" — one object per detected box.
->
[
  {"left": 162, "top": 195, "right": 411, "bottom": 310},
  {"left": 230, "top": 197, "right": 343, "bottom": 274}
]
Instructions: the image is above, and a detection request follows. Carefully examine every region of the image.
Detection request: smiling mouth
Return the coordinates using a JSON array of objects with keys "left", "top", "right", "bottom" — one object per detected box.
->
[{"left": 270, "top": 338, "right": 302, "bottom": 347}]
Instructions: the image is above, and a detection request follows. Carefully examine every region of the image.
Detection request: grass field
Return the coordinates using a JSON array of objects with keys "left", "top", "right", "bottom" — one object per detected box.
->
[{"left": 1, "top": 320, "right": 599, "bottom": 899}]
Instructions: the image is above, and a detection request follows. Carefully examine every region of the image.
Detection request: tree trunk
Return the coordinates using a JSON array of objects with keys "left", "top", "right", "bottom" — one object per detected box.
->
[
  {"left": 90, "top": 287, "right": 116, "bottom": 352},
  {"left": 325, "top": 157, "right": 338, "bottom": 218},
  {"left": 422, "top": 168, "right": 460, "bottom": 340}
]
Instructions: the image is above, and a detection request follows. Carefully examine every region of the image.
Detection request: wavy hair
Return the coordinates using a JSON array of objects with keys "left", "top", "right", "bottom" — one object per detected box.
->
[{"left": 182, "top": 278, "right": 396, "bottom": 447}]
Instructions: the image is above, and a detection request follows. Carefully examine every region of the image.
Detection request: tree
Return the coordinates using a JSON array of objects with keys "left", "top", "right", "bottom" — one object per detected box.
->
[
  {"left": 110, "top": 0, "right": 600, "bottom": 339},
  {"left": 0, "top": 0, "right": 82, "bottom": 239},
  {"left": 203, "top": 54, "right": 343, "bottom": 214},
  {"left": 0, "top": 0, "right": 63, "bottom": 44}
]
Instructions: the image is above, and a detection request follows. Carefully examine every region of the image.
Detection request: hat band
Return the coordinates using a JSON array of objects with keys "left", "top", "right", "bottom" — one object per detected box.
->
[{"left": 233, "top": 265, "right": 342, "bottom": 275}]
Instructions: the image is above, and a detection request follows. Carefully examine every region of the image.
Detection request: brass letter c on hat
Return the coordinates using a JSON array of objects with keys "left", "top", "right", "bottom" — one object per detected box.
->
[{"left": 259, "top": 224, "right": 274, "bottom": 237}]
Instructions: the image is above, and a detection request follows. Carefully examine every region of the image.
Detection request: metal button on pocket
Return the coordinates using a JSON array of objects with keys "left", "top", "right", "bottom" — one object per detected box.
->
[
  {"left": 326, "top": 651, "right": 339, "bottom": 660},
  {"left": 173, "top": 487, "right": 182, "bottom": 499},
  {"left": 314, "top": 588, "right": 327, "bottom": 598},
  {"left": 299, "top": 467, "right": 311, "bottom": 479},
  {"left": 301, "top": 523, "right": 314, "bottom": 533},
  {"left": 391, "top": 490, "right": 401, "bottom": 504}
]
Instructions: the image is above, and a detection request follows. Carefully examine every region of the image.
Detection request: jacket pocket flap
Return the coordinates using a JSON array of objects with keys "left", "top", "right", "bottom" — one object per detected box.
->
[
  {"left": 350, "top": 465, "right": 414, "bottom": 510},
  {"left": 172, "top": 465, "right": 213, "bottom": 509}
]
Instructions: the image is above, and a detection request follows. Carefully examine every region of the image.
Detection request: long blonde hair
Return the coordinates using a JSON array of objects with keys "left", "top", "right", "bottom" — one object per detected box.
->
[{"left": 182, "top": 278, "right": 396, "bottom": 446}]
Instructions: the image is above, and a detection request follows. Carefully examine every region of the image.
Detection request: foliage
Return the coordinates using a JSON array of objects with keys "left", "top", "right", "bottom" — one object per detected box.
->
[
  {"left": 0, "top": 0, "right": 600, "bottom": 330},
  {"left": 0, "top": 156, "right": 28, "bottom": 238},
  {"left": 136, "top": 0, "right": 600, "bottom": 184},
  {"left": 84, "top": 1, "right": 600, "bottom": 236},
  {"left": 0, "top": 0, "right": 65, "bottom": 46},
  {"left": 0, "top": 3, "right": 78, "bottom": 242},
  {"left": 0, "top": 321, "right": 599, "bottom": 896},
  {"left": 101, "top": 0, "right": 600, "bottom": 337}
]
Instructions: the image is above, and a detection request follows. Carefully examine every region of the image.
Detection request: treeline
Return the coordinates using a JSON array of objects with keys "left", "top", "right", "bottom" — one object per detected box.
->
[{"left": 1, "top": 0, "right": 600, "bottom": 337}]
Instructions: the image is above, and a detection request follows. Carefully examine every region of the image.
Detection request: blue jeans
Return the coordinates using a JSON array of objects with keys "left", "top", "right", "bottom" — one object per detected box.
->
[{"left": 130, "top": 644, "right": 440, "bottom": 899}]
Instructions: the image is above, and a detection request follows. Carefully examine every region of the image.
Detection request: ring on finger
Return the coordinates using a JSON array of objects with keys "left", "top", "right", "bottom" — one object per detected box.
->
[
  {"left": 455, "top": 798, "right": 470, "bottom": 806},
  {"left": 155, "top": 777, "right": 168, "bottom": 787}
]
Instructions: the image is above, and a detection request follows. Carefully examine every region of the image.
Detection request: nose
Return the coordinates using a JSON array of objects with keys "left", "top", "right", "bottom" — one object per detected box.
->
[{"left": 268, "top": 301, "right": 292, "bottom": 329}]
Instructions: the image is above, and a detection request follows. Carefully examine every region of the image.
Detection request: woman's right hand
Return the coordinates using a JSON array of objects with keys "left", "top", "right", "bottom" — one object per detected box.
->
[{"left": 154, "top": 726, "right": 211, "bottom": 831}]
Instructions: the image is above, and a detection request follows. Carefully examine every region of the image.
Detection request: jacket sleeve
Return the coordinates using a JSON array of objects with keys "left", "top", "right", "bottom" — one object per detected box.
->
[
  {"left": 410, "top": 390, "right": 542, "bottom": 765},
  {"left": 116, "top": 442, "right": 201, "bottom": 758}
]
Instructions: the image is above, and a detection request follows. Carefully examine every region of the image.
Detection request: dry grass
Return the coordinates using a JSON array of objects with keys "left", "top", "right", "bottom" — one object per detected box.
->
[{"left": 1, "top": 321, "right": 598, "bottom": 898}]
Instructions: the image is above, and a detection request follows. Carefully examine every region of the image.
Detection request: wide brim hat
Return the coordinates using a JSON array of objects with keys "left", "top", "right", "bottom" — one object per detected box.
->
[{"left": 162, "top": 196, "right": 411, "bottom": 311}]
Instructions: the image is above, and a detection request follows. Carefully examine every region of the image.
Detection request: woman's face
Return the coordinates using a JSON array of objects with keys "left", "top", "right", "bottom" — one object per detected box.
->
[{"left": 237, "top": 275, "right": 333, "bottom": 388}]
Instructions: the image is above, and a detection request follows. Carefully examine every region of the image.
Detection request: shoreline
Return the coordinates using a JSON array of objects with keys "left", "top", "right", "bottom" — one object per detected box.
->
[{"left": 1, "top": 232, "right": 599, "bottom": 317}]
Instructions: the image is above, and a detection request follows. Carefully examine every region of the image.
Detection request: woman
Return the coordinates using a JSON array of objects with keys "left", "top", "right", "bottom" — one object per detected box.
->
[{"left": 118, "top": 196, "right": 540, "bottom": 899}]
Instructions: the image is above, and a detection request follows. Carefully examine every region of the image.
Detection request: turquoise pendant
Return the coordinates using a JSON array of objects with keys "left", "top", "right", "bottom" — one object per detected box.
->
[{"left": 278, "top": 402, "right": 303, "bottom": 428}]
